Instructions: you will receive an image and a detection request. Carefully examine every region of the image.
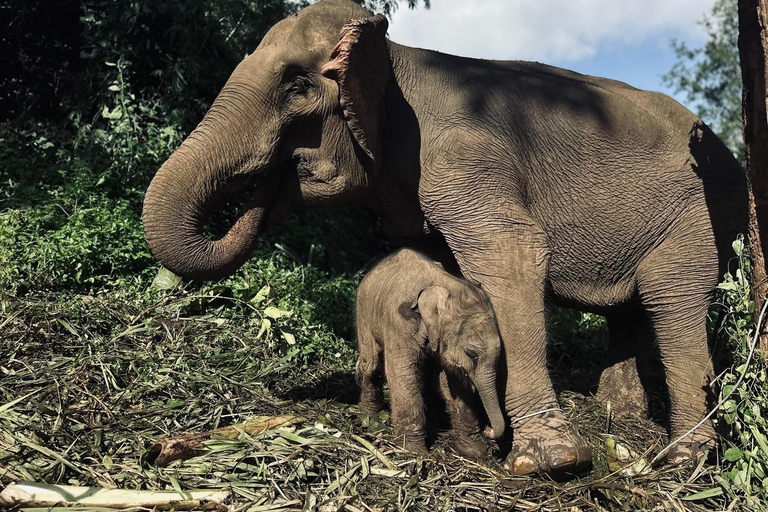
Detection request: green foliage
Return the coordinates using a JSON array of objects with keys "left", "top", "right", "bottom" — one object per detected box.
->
[
  {"left": 549, "top": 308, "right": 609, "bottom": 394},
  {"left": 3, "top": 0, "right": 298, "bottom": 124},
  {"left": 0, "top": 200, "right": 152, "bottom": 293},
  {"left": 712, "top": 236, "right": 768, "bottom": 508},
  {"left": 0, "top": 0, "right": 297, "bottom": 293},
  {"left": 354, "top": 0, "right": 430, "bottom": 16},
  {"left": 170, "top": 254, "right": 362, "bottom": 367},
  {"left": 662, "top": 0, "right": 743, "bottom": 163},
  {"left": 0, "top": 59, "right": 185, "bottom": 293}
]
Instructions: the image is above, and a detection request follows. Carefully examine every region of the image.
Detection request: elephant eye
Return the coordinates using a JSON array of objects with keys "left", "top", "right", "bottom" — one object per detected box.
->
[
  {"left": 464, "top": 349, "right": 479, "bottom": 362},
  {"left": 287, "top": 75, "right": 313, "bottom": 97}
]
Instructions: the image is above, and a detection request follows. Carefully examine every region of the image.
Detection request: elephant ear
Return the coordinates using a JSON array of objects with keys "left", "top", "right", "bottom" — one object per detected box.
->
[
  {"left": 413, "top": 286, "right": 450, "bottom": 352},
  {"left": 321, "top": 14, "right": 390, "bottom": 168}
]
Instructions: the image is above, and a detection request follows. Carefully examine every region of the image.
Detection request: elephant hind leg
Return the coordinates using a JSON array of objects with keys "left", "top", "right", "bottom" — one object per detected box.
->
[
  {"left": 636, "top": 231, "right": 718, "bottom": 463},
  {"left": 356, "top": 331, "right": 385, "bottom": 414},
  {"left": 596, "top": 309, "right": 656, "bottom": 420}
]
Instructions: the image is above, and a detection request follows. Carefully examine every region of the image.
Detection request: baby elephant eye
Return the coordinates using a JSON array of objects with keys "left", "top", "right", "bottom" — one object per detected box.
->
[{"left": 464, "top": 349, "right": 479, "bottom": 362}]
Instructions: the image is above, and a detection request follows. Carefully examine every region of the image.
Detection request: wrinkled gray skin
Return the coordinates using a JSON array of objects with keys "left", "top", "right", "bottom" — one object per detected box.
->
[
  {"left": 356, "top": 249, "right": 506, "bottom": 460},
  {"left": 143, "top": 0, "right": 749, "bottom": 476}
]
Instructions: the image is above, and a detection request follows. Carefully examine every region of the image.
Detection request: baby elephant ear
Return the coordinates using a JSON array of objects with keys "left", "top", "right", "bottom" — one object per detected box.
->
[
  {"left": 415, "top": 286, "right": 450, "bottom": 347},
  {"left": 321, "top": 14, "right": 390, "bottom": 169}
]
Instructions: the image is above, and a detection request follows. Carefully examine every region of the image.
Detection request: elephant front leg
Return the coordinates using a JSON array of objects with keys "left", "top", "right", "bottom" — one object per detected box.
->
[
  {"left": 442, "top": 216, "right": 592, "bottom": 476},
  {"left": 439, "top": 370, "right": 488, "bottom": 461},
  {"left": 384, "top": 346, "right": 429, "bottom": 455}
]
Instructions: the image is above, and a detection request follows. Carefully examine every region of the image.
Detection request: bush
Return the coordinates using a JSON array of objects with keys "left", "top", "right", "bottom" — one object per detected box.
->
[
  {"left": 711, "top": 236, "right": 768, "bottom": 507},
  {"left": 0, "top": 199, "right": 152, "bottom": 293}
]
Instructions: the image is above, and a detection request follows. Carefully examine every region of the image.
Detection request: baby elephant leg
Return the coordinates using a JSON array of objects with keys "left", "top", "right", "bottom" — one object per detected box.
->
[
  {"left": 356, "top": 331, "right": 385, "bottom": 415},
  {"left": 440, "top": 370, "right": 489, "bottom": 461},
  {"left": 385, "top": 346, "right": 429, "bottom": 455}
]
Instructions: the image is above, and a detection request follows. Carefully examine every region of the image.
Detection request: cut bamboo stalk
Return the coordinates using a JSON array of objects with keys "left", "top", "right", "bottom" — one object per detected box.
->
[
  {"left": 147, "top": 415, "right": 306, "bottom": 467},
  {"left": 0, "top": 482, "right": 230, "bottom": 510}
]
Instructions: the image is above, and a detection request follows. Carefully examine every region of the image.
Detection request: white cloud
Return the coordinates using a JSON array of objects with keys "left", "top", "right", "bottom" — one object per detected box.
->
[{"left": 387, "top": 0, "right": 716, "bottom": 63}]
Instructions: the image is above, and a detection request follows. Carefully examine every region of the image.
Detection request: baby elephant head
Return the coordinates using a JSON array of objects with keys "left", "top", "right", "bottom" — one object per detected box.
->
[{"left": 413, "top": 284, "right": 506, "bottom": 439}]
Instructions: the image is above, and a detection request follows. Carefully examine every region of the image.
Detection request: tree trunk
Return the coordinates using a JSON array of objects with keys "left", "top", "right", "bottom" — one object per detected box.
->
[{"left": 738, "top": 0, "right": 768, "bottom": 351}]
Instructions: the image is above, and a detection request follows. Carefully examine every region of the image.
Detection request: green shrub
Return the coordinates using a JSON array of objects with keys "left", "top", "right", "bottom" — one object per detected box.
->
[
  {"left": 0, "top": 199, "right": 152, "bottom": 293},
  {"left": 711, "top": 236, "right": 768, "bottom": 508}
]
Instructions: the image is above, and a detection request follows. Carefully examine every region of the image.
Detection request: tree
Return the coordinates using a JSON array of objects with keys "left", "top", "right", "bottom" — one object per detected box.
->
[
  {"left": 738, "top": 0, "right": 768, "bottom": 348},
  {"left": 663, "top": 0, "right": 744, "bottom": 163},
  {"left": 354, "top": 0, "right": 430, "bottom": 17}
]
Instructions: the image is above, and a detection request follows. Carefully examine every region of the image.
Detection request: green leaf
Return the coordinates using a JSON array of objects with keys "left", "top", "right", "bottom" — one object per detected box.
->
[
  {"left": 681, "top": 486, "right": 723, "bottom": 501},
  {"left": 152, "top": 267, "right": 182, "bottom": 290},
  {"left": 166, "top": 400, "right": 184, "bottom": 409},
  {"left": 251, "top": 284, "right": 271, "bottom": 304},
  {"left": 56, "top": 318, "right": 79, "bottom": 337},
  {"left": 751, "top": 425, "right": 768, "bottom": 458},
  {"left": 264, "top": 306, "right": 291, "bottom": 319},
  {"left": 256, "top": 318, "right": 271, "bottom": 339},
  {"left": 724, "top": 447, "right": 744, "bottom": 461},
  {"left": 168, "top": 474, "right": 184, "bottom": 496},
  {"left": 732, "top": 238, "right": 744, "bottom": 257},
  {"left": 281, "top": 330, "right": 296, "bottom": 345}
]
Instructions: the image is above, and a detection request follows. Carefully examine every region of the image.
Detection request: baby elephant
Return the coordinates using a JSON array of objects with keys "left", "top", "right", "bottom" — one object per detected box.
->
[{"left": 355, "top": 249, "right": 506, "bottom": 459}]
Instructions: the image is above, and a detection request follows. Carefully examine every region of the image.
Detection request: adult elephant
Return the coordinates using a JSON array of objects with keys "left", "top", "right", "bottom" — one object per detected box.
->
[{"left": 143, "top": 0, "right": 748, "bottom": 476}]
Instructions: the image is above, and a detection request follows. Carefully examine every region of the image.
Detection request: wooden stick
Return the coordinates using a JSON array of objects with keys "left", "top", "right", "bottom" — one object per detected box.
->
[{"left": 0, "top": 482, "right": 230, "bottom": 510}]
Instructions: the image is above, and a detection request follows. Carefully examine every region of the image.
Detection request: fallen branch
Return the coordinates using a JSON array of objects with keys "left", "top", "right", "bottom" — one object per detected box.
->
[
  {"left": 147, "top": 415, "right": 306, "bottom": 467},
  {"left": 0, "top": 482, "right": 229, "bottom": 510}
]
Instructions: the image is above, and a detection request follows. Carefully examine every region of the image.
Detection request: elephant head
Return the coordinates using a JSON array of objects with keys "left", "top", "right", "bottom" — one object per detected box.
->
[
  {"left": 142, "top": 0, "right": 389, "bottom": 280},
  {"left": 414, "top": 284, "right": 507, "bottom": 440}
]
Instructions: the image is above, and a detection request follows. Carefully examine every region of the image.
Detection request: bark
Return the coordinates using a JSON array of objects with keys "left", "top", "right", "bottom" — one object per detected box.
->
[
  {"left": 738, "top": 0, "right": 768, "bottom": 351},
  {"left": 147, "top": 414, "right": 305, "bottom": 467}
]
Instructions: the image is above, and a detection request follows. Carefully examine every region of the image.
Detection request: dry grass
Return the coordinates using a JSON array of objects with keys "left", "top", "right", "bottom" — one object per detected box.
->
[{"left": 0, "top": 289, "right": 740, "bottom": 511}]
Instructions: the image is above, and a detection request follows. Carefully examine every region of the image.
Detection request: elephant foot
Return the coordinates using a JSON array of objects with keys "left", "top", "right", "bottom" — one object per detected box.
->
[
  {"left": 451, "top": 431, "right": 489, "bottom": 461},
  {"left": 596, "top": 358, "right": 648, "bottom": 419},
  {"left": 665, "top": 425, "right": 716, "bottom": 466},
  {"left": 504, "top": 410, "right": 592, "bottom": 477}
]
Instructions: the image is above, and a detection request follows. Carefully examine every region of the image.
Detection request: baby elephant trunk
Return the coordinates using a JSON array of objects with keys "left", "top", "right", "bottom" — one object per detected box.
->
[{"left": 475, "top": 368, "right": 506, "bottom": 439}]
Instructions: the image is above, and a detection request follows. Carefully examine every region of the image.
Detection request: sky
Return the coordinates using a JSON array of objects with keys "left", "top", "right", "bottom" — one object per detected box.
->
[{"left": 387, "top": 0, "right": 716, "bottom": 110}]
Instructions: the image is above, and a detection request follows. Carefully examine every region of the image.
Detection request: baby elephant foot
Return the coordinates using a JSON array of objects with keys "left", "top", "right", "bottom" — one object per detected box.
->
[
  {"left": 394, "top": 432, "right": 429, "bottom": 456},
  {"left": 452, "top": 431, "right": 489, "bottom": 461},
  {"left": 504, "top": 410, "right": 592, "bottom": 477}
]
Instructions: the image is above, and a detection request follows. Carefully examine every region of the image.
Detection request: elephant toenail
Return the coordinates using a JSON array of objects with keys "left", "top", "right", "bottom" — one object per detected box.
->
[
  {"left": 511, "top": 456, "right": 540, "bottom": 476},
  {"left": 548, "top": 447, "right": 578, "bottom": 469}
]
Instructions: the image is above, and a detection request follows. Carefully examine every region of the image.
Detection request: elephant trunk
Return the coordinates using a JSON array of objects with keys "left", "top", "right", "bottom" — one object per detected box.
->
[
  {"left": 475, "top": 369, "right": 506, "bottom": 440},
  {"left": 142, "top": 132, "right": 279, "bottom": 281}
]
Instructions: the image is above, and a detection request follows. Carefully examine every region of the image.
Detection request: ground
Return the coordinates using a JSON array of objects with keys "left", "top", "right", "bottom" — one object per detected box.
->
[{"left": 0, "top": 266, "right": 737, "bottom": 512}]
